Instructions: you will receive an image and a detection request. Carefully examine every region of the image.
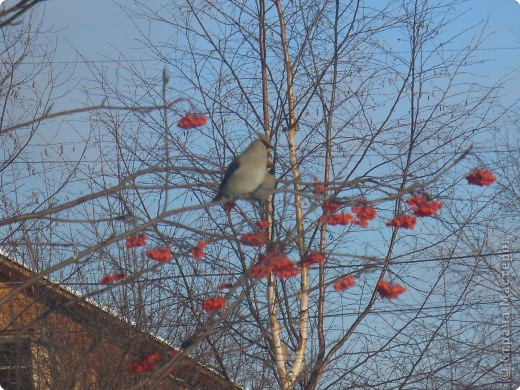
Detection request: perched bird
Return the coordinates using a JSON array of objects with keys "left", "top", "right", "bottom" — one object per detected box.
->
[
  {"left": 213, "top": 133, "right": 273, "bottom": 201},
  {"left": 252, "top": 167, "right": 276, "bottom": 202}
]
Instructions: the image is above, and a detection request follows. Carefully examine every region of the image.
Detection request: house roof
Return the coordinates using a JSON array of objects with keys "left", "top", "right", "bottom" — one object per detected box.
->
[{"left": 0, "top": 250, "right": 240, "bottom": 389}]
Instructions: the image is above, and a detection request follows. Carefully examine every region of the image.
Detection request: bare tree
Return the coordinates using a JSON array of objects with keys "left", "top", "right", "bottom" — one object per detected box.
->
[
  {"left": 1, "top": 0, "right": 518, "bottom": 389},
  {"left": 71, "top": 0, "right": 512, "bottom": 388},
  {"left": 0, "top": 0, "right": 45, "bottom": 28},
  {"left": 0, "top": 4, "right": 219, "bottom": 388}
]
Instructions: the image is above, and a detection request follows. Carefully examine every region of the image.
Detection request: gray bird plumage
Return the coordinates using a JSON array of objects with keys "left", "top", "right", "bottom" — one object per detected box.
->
[
  {"left": 214, "top": 134, "right": 272, "bottom": 201},
  {"left": 251, "top": 167, "right": 276, "bottom": 202}
]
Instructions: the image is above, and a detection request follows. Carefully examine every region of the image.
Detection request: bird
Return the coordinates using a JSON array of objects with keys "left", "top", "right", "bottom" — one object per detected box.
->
[
  {"left": 213, "top": 133, "right": 273, "bottom": 201},
  {"left": 251, "top": 167, "right": 276, "bottom": 202}
]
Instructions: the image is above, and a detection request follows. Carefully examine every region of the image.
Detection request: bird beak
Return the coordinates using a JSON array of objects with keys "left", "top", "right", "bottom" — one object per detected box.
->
[{"left": 255, "top": 132, "right": 273, "bottom": 149}]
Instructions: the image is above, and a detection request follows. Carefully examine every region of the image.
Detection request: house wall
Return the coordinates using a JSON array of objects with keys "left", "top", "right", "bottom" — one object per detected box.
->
[
  {"left": 0, "top": 255, "right": 238, "bottom": 390},
  {"left": 0, "top": 279, "right": 187, "bottom": 389}
]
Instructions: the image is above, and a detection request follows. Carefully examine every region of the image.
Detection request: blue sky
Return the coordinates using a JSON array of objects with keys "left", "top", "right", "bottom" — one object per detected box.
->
[
  {"left": 37, "top": 0, "right": 520, "bottom": 98},
  {"left": 9, "top": 0, "right": 516, "bottom": 232},
  {"left": 29, "top": 0, "right": 518, "bottom": 280},
  {"left": 21, "top": 0, "right": 519, "bottom": 247},
  {"left": 30, "top": 0, "right": 518, "bottom": 272},
  {"left": 32, "top": 0, "right": 520, "bottom": 172}
]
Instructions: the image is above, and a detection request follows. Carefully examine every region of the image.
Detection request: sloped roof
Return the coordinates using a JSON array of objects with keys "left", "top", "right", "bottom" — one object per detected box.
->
[{"left": 0, "top": 251, "right": 240, "bottom": 389}]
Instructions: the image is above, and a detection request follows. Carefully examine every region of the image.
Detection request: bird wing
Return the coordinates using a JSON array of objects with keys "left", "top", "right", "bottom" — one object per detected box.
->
[{"left": 218, "top": 157, "right": 240, "bottom": 191}]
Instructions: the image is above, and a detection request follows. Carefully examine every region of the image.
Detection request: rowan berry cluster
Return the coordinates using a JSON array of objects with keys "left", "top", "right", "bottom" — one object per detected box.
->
[
  {"left": 202, "top": 296, "right": 227, "bottom": 312},
  {"left": 177, "top": 113, "right": 207, "bottom": 129},
  {"left": 376, "top": 280, "right": 406, "bottom": 299},
  {"left": 466, "top": 168, "right": 496, "bottom": 186}
]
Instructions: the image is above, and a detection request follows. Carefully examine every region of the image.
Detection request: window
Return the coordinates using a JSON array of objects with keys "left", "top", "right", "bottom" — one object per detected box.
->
[{"left": 0, "top": 339, "right": 33, "bottom": 390}]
